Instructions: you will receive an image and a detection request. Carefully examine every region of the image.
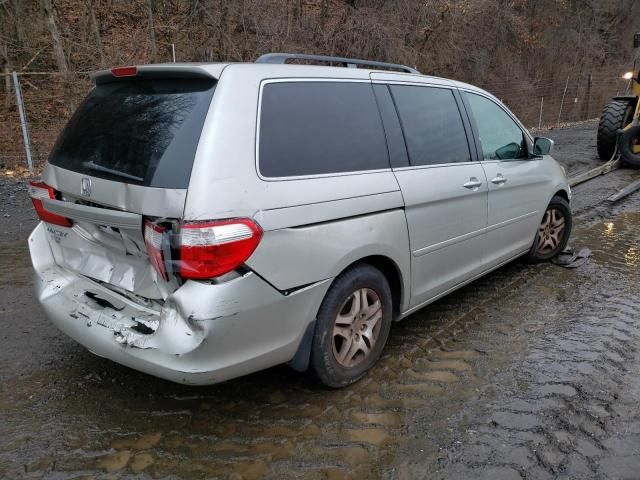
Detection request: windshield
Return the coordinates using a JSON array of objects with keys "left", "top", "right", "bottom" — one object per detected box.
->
[{"left": 49, "top": 78, "right": 216, "bottom": 188}]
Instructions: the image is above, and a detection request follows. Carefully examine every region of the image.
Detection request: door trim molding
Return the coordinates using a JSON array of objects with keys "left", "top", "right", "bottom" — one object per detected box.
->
[
  {"left": 412, "top": 210, "right": 538, "bottom": 257},
  {"left": 400, "top": 247, "right": 530, "bottom": 319}
]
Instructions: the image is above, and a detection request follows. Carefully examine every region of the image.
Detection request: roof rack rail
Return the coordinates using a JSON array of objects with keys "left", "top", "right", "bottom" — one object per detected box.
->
[{"left": 255, "top": 53, "right": 420, "bottom": 74}]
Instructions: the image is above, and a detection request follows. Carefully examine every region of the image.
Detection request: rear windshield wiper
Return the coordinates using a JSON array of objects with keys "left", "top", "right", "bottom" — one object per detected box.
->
[{"left": 83, "top": 161, "right": 145, "bottom": 182}]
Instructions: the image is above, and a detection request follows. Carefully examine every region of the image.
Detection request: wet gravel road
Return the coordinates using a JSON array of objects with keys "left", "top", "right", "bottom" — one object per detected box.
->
[{"left": 1, "top": 124, "right": 640, "bottom": 479}]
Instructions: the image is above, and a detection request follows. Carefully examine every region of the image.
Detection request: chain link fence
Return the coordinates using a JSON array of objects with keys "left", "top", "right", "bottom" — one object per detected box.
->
[
  {"left": 0, "top": 70, "right": 627, "bottom": 171},
  {"left": 479, "top": 73, "right": 626, "bottom": 131},
  {"left": 1, "top": 72, "right": 92, "bottom": 171}
]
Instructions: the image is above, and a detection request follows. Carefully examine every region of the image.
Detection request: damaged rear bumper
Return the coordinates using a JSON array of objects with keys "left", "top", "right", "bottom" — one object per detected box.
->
[{"left": 28, "top": 222, "right": 330, "bottom": 385}]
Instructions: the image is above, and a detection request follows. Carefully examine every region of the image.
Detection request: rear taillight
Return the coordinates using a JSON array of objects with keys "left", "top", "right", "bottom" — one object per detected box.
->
[
  {"left": 27, "top": 181, "right": 72, "bottom": 227},
  {"left": 143, "top": 220, "right": 169, "bottom": 281},
  {"left": 179, "top": 219, "right": 262, "bottom": 279}
]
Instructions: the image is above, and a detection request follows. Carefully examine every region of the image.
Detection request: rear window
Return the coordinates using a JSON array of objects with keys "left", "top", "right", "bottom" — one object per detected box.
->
[
  {"left": 258, "top": 82, "right": 389, "bottom": 177},
  {"left": 49, "top": 78, "right": 216, "bottom": 188}
]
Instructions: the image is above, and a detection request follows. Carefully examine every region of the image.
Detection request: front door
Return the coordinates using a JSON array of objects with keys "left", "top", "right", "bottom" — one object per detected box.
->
[
  {"left": 385, "top": 83, "right": 488, "bottom": 307},
  {"left": 463, "top": 91, "right": 551, "bottom": 266}
]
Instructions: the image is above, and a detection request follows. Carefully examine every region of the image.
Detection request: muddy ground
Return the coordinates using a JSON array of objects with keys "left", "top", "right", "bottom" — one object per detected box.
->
[{"left": 1, "top": 123, "right": 639, "bottom": 479}]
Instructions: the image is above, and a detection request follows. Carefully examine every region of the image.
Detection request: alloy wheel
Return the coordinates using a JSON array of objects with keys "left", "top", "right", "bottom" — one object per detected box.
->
[
  {"left": 332, "top": 288, "right": 382, "bottom": 368},
  {"left": 536, "top": 207, "right": 566, "bottom": 255}
]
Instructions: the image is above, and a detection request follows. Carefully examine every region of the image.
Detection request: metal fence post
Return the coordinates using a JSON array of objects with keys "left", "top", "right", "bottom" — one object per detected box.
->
[
  {"left": 557, "top": 76, "right": 570, "bottom": 127},
  {"left": 585, "top": 73, "right": 592, "bottom": 120},
  {"left": 538, "top": 96, "right": 544, "bottom": 129},
  {"left": 11, "top": 71, "right": 33, "bottom": 171}
]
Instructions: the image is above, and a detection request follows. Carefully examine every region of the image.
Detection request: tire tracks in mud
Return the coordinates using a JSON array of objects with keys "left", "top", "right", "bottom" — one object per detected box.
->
[
  {"left": 428, "top": 208, "right": 640, "bottom": 480},
  {"left": 2, "top": 169, "right": 640, "bottom": 479},
  {"left": 0, "top": 254, "right": 551, "bottom": 480}
]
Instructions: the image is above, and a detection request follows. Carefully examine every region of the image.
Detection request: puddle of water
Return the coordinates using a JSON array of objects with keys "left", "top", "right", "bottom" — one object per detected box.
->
[
  {"left": 96, "top": 451, "right": 132, "bottom": 473},
  {"left": 1, "top": 211, "right": 638, "bottom": 479},
  {"left": 129, "top": 452, "right": 155, "bottom": 474},
  {"left": 111, "top": 432, "right": 162, "bottom": 450},
  {"left": 589, "top": 212, "right": 640, "bottom": 274},
  {"left": 422, "top": 210, "right": 640, "bottom": 479}
]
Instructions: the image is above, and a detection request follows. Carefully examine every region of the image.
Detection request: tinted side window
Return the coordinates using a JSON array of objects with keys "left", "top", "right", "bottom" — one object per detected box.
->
[
  {"left": 465, "top": 93, "right": 526, "bottom": 161},
  {"left": 259, "top": 82, "right": 389, "bottom": 177},
  {"left": 390, "top": 85, "right": 470, "bottom": 166}
]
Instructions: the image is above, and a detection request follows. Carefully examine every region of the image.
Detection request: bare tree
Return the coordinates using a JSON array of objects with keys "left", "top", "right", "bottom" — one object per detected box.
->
[
  {"left": 320, "top": 0, "right": 329, "bottom": 30},
  {"left": 7, "top": 0, "right": 25, "bottom": 44},
  {"left": 147, "top": 0, "right": 157, "bottom": 61},
  {"left": 0, "top": 43, "right": 10, "bottom": 108},
  {"left": 41, "top": 0, "right": 68, "bottom": 76},
  {"left": 86, "top": 0, "right": 104, "bottom": 66},
  {"left": 217, "top": 1, "right": 229, "bottom": 61}
]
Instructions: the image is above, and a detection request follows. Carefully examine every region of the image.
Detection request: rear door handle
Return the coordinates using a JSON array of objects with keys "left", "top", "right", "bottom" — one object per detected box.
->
[
  {"left": 491, "top": 174, "right": 507, "bottom": 185},
  {"left": 463, "top": 177, "right": 483, "bottom": 189}
]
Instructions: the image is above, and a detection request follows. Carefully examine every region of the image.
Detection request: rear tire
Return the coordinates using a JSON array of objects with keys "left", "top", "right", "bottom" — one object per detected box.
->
[
  {"left": 525, "top": 196, "right": 572, "bottom": 263},
  {"left": 597, "top": 99, "right": 635, "bottom": 161},
  {"left": 310, "top": 264, "right": 392, "bottom": 388}
]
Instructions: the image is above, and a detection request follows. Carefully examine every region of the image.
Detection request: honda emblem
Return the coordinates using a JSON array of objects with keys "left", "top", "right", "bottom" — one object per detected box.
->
[{"left": 81, "top": 177, "right": 92, "bottom": 197}]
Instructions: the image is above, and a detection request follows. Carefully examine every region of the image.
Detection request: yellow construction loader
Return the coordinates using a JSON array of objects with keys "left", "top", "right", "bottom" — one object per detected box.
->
[{"left": 597, "top": 33, "right": 640, "bottom": 168}]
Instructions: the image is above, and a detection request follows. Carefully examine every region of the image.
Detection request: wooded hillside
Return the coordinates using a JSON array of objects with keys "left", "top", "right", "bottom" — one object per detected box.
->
[{"left": 2, "top": 0, "right": 639, "bottom": 167}]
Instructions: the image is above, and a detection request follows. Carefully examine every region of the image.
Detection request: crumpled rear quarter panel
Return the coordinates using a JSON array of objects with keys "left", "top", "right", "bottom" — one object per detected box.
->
[{"left": 29, "top": 222, "right": 330, "bottom": 385}]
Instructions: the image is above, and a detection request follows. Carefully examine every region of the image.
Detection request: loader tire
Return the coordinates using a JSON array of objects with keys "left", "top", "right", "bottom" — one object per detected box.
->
[
  {"left": 618, "top": 125, "right": 640, "bottom": 169},
  {"left": 597, "top": 99, "right": 635, "bottom": 161}
]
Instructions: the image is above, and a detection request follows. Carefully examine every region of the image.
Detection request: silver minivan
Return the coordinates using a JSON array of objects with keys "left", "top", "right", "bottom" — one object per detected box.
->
[{"left": 28, "top": 54, "right": 571, "bottom": 387}]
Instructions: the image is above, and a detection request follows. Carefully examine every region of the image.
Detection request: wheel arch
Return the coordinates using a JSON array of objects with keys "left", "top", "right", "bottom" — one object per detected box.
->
[
  {"left": 344, "top": 255, "right": 405, "bottom": 318},
  {"left": 552, "top": 188, "right": 570, "bottom": 203},
  {"left": 289, "top": 253, "right": 407, "bottom": 374},
  {"left": 612, "top": 95, "right": 639, "bottom": 106}
]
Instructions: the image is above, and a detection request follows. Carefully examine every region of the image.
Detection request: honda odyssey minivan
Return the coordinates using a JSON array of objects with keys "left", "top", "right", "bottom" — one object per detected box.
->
[{"left": 28, "top": 53, "right": 571, "bottom": 387}]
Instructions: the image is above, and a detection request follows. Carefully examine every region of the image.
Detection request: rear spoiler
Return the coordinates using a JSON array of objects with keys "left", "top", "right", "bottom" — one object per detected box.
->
[{"left": 91, "top": 63, "right": 226, "bottom": 85}]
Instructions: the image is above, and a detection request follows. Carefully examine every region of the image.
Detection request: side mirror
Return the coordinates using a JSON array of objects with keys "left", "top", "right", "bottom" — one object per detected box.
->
[{"left": 533, "top": 137, "right": 554, "bottom": 156}]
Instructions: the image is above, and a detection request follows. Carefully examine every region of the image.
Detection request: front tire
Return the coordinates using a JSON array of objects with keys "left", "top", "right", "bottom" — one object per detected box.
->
[
  {"left": 597, "top": 99, "right": 635, "bottom": 161},
  {"left": 618, "top": 125, "right": 640, "bottom": 169},
  {"left": 525, "top": 196, "right": 572, "bottom": 263},
  {"left": 310, "top": 264, "right": 392, "bottom": 388}
]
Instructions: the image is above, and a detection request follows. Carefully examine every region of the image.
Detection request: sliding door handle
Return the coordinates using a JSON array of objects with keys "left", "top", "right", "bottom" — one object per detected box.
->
[{"left": 491, "top": 174, "right": 507, "bottom": 185}]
